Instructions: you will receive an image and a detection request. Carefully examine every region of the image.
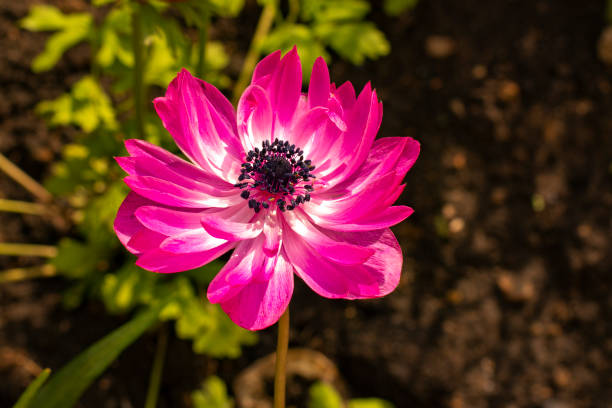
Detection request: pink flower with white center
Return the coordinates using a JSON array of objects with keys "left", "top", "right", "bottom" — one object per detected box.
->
[{"left": 114, "top": 47, "right": 420, "bottom": 330}]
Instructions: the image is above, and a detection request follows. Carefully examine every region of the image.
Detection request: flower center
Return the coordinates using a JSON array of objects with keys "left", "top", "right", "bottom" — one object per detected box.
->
[{"left": 235, "top": 139, "right": 315, "bottom": 213}]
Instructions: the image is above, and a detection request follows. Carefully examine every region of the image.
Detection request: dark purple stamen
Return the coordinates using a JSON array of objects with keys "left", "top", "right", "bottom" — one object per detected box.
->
[{"left": 235, "top": 139, "right": 316, "bottom": 212}]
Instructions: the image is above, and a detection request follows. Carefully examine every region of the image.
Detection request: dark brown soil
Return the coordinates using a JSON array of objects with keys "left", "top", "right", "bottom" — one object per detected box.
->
[{"left": 1, "top": 1, "right": 611, "bottom": 407}]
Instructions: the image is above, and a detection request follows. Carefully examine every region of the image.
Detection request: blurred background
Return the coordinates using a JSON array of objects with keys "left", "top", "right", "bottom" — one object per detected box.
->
[{"left": 1, "top": 0, "right": 611, "bottom": 407}]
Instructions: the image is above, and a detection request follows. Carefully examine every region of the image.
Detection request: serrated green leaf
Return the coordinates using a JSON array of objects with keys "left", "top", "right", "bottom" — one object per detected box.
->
[
  {"left": 315, "top": 22, "right": 390, "bottom": 65},
  {"left": 192, "top": 376, "right": 233, "bottom": 408},
  {"left": 348, "top": 399, "right": 395, "bottom": 408},
  {"left": 12, "top": 368, "right": 51, "bottom": 408},
  {"left": 383, "top": 0, "right": 419, "bottom": 15},
  {"left": 25, "top": 304, "right": 166, "bottom": 408},
  {"left": 308, "top": 382, "right": 343, "bottom": 408},
  {"left": 20, "top": 5, "right": 92, "bottom": 72}
]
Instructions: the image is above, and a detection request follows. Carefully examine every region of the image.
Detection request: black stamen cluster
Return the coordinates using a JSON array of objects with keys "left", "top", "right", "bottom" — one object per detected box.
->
[{"left": 234, "top": 139, "right": 315, "bottom": 212}]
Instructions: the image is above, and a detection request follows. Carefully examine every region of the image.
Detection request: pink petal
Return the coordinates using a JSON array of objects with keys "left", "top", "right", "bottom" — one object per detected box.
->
[
  {"left": 237, "top": 84, "right": 274, "bottom": 151},
  {"left": 310, "top": 206, "right": 414, "bottom": 232},
  {"left": 160, "top": 229, "right": 228, "bottom": 253},
  {"left": 153, "top": 69, "right": 242, "bottom": 182},
  {"left": 124, "top": 176, "right": 241, "bottom": 209},
  {"left": 284, "top": 227, "right": 402, "bottom": 299},
  {"left": 308, "top": 57, "right": 330, "bottom": 108},
  {"left": 126, "top": 228, "right": 166, "bottom": 254},
  {"left": 122, "top": 139, "right": 235, "bottom": 191},
  {"left": 135, "top": 206, "right": 206, "bottom": 236},
  {"left": 282, "top": 210, "right": 374, "bottom": 264},
  {"left": 135, "top": 242, "right": 235, "bottom": 273},
  {"left": 266, "top": 47, "right": 302, "bottom": 126},
  {"left": 212, "top": 249, "right": 294, "bottom": 331},
  {"left": 252, "top": 49, "right": 282, "bottom": 85},
  {"left": 114, "top": 192, "right": 151, "bottom": 250},
  {"left": 201, "top": 213, "right": 263, "bottom": 241}
]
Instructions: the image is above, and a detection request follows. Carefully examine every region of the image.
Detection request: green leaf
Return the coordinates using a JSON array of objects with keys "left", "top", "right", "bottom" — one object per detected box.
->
[
  {"left": 303, "top": 0, "right": 370, "bottom": 23},
  {"left": 208, "top": 0, "right": 245, "bottom": 17},
  {"left": 383, "top": 0, "right": 419, "bottom": 15},
  {"left": 96, "top": 6, "right": 134, "bottom": 68},
  {"left": 52, "top": 238, "right": 107, "bottom": 279},
  {"left": 161, "top": 278, "right": 257, "bottom": 357},
  {"left": 308, "top": 382, "right": 343, "bottom": 408},
  {"left": 25, "top": 304, "right": 165, "bottom": 408},
  {"left": 101, "top": 263, "right": 158, "bottom": 314},
  {"left": 12, "top": 368, "right": 51, "bottom": 408},
  {"left": 36, "top": 76, "right": 117, "bottom": 133},
  {"left": 315, "top": 22, "right": 390, "bottom": 65},
  {"left": 20, "top": 5, "right": 92, "bottom": 72},
  {"left": 348, "top": 399, "right": 395, "bottom": 408},
  {"left": 191, "top": 376, "right": 233, "bottom": 408},
  {"left": 261, "top": 24, "right": 329, "bottom": 80}
]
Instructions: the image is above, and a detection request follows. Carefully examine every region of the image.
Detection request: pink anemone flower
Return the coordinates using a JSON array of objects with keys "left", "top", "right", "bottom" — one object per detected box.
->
[{"left": 114, "top": 47, "right": 420, "bottom": 330}]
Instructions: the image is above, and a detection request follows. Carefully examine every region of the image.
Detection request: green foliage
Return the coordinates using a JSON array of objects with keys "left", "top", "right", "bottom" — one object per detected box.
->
[
  {"left": 36, "top": 76, "right": 118, "bottom": 133},
  {"left": 191, "top": 376, "right": 234, "bottom": 408},
  {"left": 348, "top": 399, "right": 395, "bottom": 408},
  {"left": 161, "top": 277, "right": 258, "bottom": 357},
  {"left": 383, "top": 0, "right": 419, "bottom": 16},
  {"left": 20, "top": 5, "right": 92, "bottom": 72},
  {"left": 262, "top": 0, "right": 390, "bottom": 77},
  {"left": 12, "top": 369, "right": 51, "bottom": 408},
  {"left": 308, "top": 382, "right": 343, "bottom": 408},
  {"left": 308, "top": 382, "right": 395, "bottom": 408},
  {"left": 22, "top": 303, "right": 166, "bottom": 408}
]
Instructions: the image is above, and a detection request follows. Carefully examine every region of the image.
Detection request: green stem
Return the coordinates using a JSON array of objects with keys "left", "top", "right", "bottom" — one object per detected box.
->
[
  {"left": 0, "top": 199, "right": 47, "bottom": 215},
  {"left": 287, "top": 0, "right": 299, "bottom": 24},
  {"left": 144, "top": 326, "right": 168, "bottom": 408},
  {"left": 131, "top": 2, "right": 145, "bottom": 140},
  {"left": 0, "top": 243, "right": 57, "bottom": 258},
  {"left": 0, "top": 264, "right": 56, "bottom": 284},
  {"left": 195, "top": 10, "right": 210, "bottom": 78},
  {"left": 232, "top": 1, "right": 277, "bottom": 104},
  {"left": 0, "top": 153, "right": 53, "bottom": 203},
  {"left": 273, "top": 308, "right": 290, "bottom": 408}
]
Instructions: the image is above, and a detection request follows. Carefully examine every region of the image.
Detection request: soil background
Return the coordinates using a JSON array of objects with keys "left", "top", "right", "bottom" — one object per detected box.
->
[{"left": 1, "top": 0, "right": 611, "bottom": 407}]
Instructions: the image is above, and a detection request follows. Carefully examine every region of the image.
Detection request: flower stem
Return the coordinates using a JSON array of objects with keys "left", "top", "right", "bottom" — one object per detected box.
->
[
  {"left": 144, "top": 326, "right": 168, "bottom": 408},
  {"left": 195, "top": 10, "right": 209, "bottom": 79},
  {"left": 232, "top": 1, "right": 277, "bottom": 104},
  {"left": 274, "top": 307, "right": 290, "bottom": 408},
  {"left": 131, "top": 2, "right": 145, "bottom": 140}
]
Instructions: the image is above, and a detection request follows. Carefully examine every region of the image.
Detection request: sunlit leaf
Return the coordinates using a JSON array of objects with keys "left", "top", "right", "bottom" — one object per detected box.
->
[
  {"left": 348, "top": 399, "right": 395, "bottom": 408},
  {"left": 315, "top": 22, "right": 390, "bottom": 65},
  {"left": 308, "top": 382, "right": 343, "bottom": 408},
  {"left": 36, "top": 76, "right": 118, "bottom": 133},
  {"left": 261, "top": 24, "right": 329, "bottom": 80},
  {"left": 20, "top": 5, "right": 92, "bottom": 72},
  {"left": 191, "top": 376, "right": 233, "bottom": 408},
  {"left": 302, "top": 0, "right": 370, "bottom": 23}
]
